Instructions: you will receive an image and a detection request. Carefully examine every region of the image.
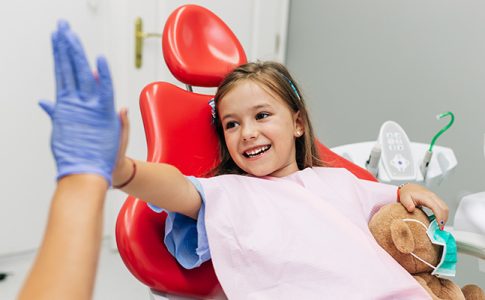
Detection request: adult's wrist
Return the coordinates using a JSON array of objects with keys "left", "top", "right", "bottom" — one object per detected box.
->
[{"left": 58, "top": 174, "right": 109, "bottom": 191}]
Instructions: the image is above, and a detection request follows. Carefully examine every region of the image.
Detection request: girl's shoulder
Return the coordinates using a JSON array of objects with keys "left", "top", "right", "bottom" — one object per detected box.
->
[
  {"left": 309, "top": 166, "right": 353, "bottom": 176},
  {"left": 197, "top": 173, "right": 263, "bottom": 185},
  {"left": 198, "top": 168, "right": 356, "bottom": 186},
  {"left": 310, "top": 166, "right": 376, "bottom": 182}
]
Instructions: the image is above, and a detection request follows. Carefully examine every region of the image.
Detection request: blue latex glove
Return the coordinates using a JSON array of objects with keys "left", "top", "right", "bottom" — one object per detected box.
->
[{"left": 39, "top": 20, "right": 120, "bottom": 185}]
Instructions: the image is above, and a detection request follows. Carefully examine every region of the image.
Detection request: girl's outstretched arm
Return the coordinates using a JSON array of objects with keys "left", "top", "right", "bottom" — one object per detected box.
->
[{"left": 112, "top": 111, "right": 202, "bottom": 219}]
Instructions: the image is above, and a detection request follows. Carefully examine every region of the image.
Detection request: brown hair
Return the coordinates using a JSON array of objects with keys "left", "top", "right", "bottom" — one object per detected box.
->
[{"left": 211, "top": 61, "right": 323, "bottom": 175}]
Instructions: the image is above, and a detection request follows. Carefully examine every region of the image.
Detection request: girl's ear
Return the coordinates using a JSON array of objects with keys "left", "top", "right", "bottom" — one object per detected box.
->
[{"left": 293, "top": 111, "right": 304, "bottom": 137}]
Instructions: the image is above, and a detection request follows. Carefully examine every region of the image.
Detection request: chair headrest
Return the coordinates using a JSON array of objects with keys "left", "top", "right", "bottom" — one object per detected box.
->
[{"left": 162, "top": 5, "right": 247, "bottom": 87}]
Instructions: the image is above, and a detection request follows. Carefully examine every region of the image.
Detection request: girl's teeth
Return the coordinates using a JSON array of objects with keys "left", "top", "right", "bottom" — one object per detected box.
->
[{"left": 245, "top": 146, "right": 270, "bottom": 157}]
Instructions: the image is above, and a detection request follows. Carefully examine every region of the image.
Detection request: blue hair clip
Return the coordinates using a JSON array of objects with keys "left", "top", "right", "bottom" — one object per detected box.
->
[
  {"left": 208, "top": 98, "right": 216, "bottom": 122},
  {"left": 288, "top": 80, "right": 300, "bottom": 100},
  {"left": 281, "top": 75, "right": 301, "bottom": 100}
]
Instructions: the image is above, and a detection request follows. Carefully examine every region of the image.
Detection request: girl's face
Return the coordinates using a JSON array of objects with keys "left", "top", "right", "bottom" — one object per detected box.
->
[{"left": 218, "top": 80, "right": 303, "bottom": 177}]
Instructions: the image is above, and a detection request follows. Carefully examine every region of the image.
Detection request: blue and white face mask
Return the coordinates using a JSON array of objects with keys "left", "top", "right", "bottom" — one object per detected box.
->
[{"left": 401, "top": 216, "right": 457, "bottom": 277}]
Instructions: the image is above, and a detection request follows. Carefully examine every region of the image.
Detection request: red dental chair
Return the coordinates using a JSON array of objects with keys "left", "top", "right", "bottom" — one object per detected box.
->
[{"left": 115, "top": 4, "right": 376, "bottom": 298}]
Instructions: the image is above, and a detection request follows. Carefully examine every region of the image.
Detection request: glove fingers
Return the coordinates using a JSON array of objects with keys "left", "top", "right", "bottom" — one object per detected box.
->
[
  {"left": 63, "top": 29, "right": 96, "bottom": 98},
  {"left": 39, "top": 100, "right": 55, "bottom": 118},
  {"left": 53, "top": 21, "right": 76, "bottom": 97},
  {"left": 96, "top": 56, "right": 115, "bottom": 111}
]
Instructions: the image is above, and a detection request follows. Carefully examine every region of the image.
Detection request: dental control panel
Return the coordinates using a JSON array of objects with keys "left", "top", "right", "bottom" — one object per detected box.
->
[
  {"left": 331, "top": 120, "right": 457, "bottom": 187},
  {"left": 379, "top": 121, "right": 416, "bottom": 182}
]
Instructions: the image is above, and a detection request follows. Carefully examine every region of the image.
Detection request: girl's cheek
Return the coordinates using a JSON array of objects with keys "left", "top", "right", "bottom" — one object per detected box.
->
[{"left": 224, "top": 134, "right": 235, "bottom": 147}]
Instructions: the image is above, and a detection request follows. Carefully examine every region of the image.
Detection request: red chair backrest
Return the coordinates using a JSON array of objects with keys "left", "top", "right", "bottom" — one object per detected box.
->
[
  {"left": 116, "top": 4, "right": 376, "bottom": 298},
  {"left": 163, "top": 5, "right": 247, "bottom": 87}
]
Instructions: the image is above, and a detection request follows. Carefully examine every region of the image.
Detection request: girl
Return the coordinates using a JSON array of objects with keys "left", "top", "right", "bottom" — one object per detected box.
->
[{"left": 113, "top": 61, "right": 447, "bottom": 299}]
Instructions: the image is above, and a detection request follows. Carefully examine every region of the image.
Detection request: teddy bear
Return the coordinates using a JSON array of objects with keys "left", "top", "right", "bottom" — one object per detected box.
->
[{"left": 369, "top": 203, "right": 485, "bottom": 300}]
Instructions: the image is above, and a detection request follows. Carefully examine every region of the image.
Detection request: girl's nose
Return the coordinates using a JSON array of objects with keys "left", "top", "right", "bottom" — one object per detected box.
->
[{"left": 241, "top": 123, "right": 258, "bottom": 141}]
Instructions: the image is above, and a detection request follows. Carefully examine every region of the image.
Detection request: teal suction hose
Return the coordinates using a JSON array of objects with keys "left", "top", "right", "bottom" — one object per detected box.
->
[
  {"left": 421, "top": 111, "right": 454, "bottom": 179},
  {"left": 429, "top": 112, "right": 454, "bottom": 152}
]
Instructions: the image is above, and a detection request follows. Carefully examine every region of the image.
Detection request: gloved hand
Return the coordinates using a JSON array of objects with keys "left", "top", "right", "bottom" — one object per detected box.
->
[{"left": 40, "top": 20, "right": 120, "bottom": 185}]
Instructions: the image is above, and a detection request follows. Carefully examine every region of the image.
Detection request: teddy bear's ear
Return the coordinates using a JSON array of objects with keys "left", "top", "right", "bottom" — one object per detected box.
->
[{"left": 390, "top": 219, "right": 415, "bottom": 254}]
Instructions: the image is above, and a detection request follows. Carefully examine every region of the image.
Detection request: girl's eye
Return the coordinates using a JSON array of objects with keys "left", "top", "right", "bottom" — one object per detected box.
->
[
  {"left": 225, "top": 121, "right": 239, "bottom": 129},
  {"left": 256, "top": 112, "right": 270, "bottom": 120}
]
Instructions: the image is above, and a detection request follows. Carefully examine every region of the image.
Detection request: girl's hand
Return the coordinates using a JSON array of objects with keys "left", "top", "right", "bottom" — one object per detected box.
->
[
  {"left": 112, "top": 108, "right": 131, "bottom": 186},
  {"left": 398, "top": 183, "right": 449, "bottom": 229}
]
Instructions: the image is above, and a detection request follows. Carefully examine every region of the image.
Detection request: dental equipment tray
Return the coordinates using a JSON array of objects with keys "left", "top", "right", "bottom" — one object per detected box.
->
[{"left": 331, "top": 142, "right": 457, "bottom": 187}]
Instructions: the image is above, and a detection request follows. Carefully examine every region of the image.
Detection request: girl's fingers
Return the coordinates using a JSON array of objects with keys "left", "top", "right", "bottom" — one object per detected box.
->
[
  {"left": 118, "top": 108, "right": 130, "bottom": 159},
  {"left": 430, "top": 193, "right": 449, "bottom": 226},
  {"left": 418, "top": 193, "right": 448, "bottom": 227},
  {"left": 112, "top": 108, "right": 130, "bottom": 181},
  {"left": 399, "top": 184, "right": 449, "bottom": 230},
  {"left": 409, "top": 192, "right": 448, "bottom": 229},
  {"left": 399, "top": 193, "right": 417, "bottom": 213}
]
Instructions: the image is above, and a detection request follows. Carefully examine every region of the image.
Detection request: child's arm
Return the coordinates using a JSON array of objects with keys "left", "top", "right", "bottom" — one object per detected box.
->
[
  {"left": 112, "top": 112, "right": 201, "bottom": 220},
  {"left": 116, "top": 158, "right": 201, "bottom": 219}
]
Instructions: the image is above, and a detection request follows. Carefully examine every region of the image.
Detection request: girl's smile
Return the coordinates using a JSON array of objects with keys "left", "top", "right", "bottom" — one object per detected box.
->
[
  {"left": 242, "top": 145, "right": 271, "bottom": 158},
  {"left": 218, "top": 80, "right": 303, "bottom": 177}
]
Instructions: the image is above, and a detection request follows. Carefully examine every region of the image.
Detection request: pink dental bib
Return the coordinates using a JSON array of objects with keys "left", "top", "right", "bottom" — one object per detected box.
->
[{"left": 198, "top": 167, "right": 430, "bottom": 299}]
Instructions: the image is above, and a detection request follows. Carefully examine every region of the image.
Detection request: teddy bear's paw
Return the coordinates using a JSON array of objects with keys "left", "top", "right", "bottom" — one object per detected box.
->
[
  {"left": 462, "top": 284, "right": 485, "bottom": 300},
  {"left": 416, "top": 274, "right": 465, "bottom": 300},
  {"left": 413, "top": 275, "right": 447, "bottom": 300}
]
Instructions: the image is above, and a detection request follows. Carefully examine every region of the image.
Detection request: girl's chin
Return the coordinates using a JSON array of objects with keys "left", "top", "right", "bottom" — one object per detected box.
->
[{"left": 242, "top": 166, "right": 275, "bottom": 177}]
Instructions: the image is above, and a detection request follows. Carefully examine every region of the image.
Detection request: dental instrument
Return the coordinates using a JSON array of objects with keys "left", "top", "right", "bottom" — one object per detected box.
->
[
  {"left": 365, "top": 143, "right": 381, "bottom": 177},
  {"left": 420, "top": 112, "right": 455, "bottom": 180}
]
